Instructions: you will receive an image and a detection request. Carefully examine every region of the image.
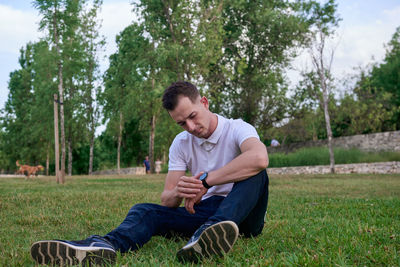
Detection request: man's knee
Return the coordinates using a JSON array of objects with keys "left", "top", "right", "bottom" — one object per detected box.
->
[{"left": 233, "top": 169, "right": 268, "bottom": 190}]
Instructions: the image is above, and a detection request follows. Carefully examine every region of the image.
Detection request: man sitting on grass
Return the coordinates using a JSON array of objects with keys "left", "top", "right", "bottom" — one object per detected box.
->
[{"left": 31, "top": 81, "right": 270, "bottom": 266}]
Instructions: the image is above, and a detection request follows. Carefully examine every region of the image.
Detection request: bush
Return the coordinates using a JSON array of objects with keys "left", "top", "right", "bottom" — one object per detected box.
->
[{"left": 268, "top": 147, "right": 400, "bottom": 167}]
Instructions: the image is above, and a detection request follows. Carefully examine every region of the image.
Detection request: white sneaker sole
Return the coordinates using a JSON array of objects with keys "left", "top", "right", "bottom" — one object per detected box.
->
[
  {"left": 177, "top": 221, "right": 239, "bottom": 262},
  {"left": 31, "top": 240, "right": 116, "bottom": 266}
]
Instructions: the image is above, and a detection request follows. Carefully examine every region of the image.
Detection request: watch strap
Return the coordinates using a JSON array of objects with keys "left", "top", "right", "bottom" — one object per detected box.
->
[{"left": 200, "top": 172, "right": 212, "bottom": 189}]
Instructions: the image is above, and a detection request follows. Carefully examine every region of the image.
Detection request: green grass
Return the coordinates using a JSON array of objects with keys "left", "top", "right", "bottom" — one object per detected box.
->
[
  {"left": 0, "top": 173, "right": 399, "bottom": 266},
  {"left": 269, "top": 147, "right": 400, "bottom": 167}
]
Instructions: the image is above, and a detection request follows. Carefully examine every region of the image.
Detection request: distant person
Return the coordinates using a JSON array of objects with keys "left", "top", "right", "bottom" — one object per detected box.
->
[
  {"left": 143, "top": 156, "right": 150, "bottom": 174},
  {"left": 31, "top": 81, "right": 269, "bottom": 266},
  {"left": 155, "top": 159, "right": 162, "bottom": 174},
  {"left": 271, "top": 139, "right": 280, "bottom": 147}
]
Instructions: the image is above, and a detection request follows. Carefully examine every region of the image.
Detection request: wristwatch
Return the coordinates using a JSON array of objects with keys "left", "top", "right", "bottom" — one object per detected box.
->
[{"left": 200, "top": 172, "right": 212, "bottom": 189}]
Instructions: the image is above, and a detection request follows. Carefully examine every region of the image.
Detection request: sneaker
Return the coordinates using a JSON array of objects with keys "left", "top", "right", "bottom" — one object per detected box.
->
[
  {"left": 177, "top": 220, "right": 239, "bottom": 262},
  {"left": 31, "top": 235, "right": 116, "bottom": 266}
]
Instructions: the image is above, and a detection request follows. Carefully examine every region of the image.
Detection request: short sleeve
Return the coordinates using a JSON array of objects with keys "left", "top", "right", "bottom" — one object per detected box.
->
[
  {"left": 168, "top": 134, "right": 188, "bottom": 171},
  {"left": 232, "top": 119, "right": 260, "bottom": 147}
]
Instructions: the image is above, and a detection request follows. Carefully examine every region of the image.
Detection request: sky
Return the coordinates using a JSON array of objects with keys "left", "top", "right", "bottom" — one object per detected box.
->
[{"left": 0, "top": 0, "right": 400, "bottom": 112}]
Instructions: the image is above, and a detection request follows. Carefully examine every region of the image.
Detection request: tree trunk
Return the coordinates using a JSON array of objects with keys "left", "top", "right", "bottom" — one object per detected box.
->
[
  {"left": 322, "top": 85, "right": 335, "bottom": 173},
  {"left": 149, "top": 114, "right": 156, "bottom": 173},
  {"left": 317, "top": 58, "right": 335, "bottom": 173},
  {"left": 68, "top": 138, "right": 72, "bottom": 176},
  {"left": 117, "top": 111, "right": 123, "bottom": 174},
  {"left": 311, "top": 30, "right": 335, "bottom": 174},
  {"left": 89, "top": 132, "right": 94, "bottom": 175},
  {"left": 53, "top": 94, "right": 60, "bottom": 183},
  {"left": 59, "top": 66, "right": 66, "bottom": 181},
  {"left": 87, "top": 62, "right": 95, "bottom": 176},
  {"left": 53, "top": 5, "right": 65, "bottom": 183},
  {"left": 46, "top": 144, "right": 50, "bottom": 176},
  {"left": 148, "top": 78, "right": 158, "bottom": 173}
]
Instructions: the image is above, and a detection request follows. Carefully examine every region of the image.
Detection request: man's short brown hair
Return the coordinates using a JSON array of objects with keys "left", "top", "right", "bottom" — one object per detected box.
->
[{"left": 162, "top": 81, "right": 200, "bottom": 111}]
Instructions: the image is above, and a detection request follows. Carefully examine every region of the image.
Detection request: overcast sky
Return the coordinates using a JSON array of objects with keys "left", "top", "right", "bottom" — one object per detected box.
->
[{"left": 1, "top": 0, "right": 400, "bottom": 111}]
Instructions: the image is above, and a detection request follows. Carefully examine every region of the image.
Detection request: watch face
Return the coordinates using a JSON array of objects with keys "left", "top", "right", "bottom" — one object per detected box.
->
[{"left": 200, "top": 172, "right": 208, "bottom": 181}]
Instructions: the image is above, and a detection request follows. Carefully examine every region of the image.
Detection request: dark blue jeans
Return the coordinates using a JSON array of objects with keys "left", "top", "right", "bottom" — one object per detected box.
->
[{"left": 104, "top": 170, "right": 269, "bottom": 253}]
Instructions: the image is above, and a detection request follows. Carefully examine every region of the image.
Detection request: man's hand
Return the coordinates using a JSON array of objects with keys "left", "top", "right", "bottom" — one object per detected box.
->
[
  {"left": 185, "top": 186, "right": 207, "bottom": 214},
  {"left": 184, "top": 172, "right": 208, "bottom": 214},
  {"left": 175, "top": 173, "right": 203, "bottom": 199}
]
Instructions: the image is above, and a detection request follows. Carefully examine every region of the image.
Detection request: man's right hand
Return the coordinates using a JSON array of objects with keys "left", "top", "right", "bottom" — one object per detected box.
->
[
  {"left": 175, "top": 173, "right": 203, "bottom": 199},
  {"left": 161, "top": 171, "right": 204, "bottom": 208}
]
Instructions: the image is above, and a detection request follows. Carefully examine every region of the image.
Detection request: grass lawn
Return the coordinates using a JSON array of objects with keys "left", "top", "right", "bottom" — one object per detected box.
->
[{"left": 0, "top": 173, "right": 399, "bottom": 266}]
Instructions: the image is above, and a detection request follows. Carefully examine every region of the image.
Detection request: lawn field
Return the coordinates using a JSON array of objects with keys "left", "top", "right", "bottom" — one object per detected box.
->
[{"left": 0, "top": 173, "right": 399, "bottom": 266}]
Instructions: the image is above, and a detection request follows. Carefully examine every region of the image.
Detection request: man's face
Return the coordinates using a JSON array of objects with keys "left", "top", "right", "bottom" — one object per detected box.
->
[{"left": 168, "top": 96, "right": 213, "bottom": 139}]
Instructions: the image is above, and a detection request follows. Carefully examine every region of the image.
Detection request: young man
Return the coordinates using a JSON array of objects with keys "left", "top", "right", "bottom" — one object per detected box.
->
[{"left": 31, "top": 81, "right": 269, "bottom": 266}]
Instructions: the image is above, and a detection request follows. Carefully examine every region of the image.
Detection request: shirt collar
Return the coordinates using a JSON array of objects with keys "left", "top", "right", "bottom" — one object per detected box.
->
[{"left": 197, "top": 114, "right": 225, "bottom": 146}]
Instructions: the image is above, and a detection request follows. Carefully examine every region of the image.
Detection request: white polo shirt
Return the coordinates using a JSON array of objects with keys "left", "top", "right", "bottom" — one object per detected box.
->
[{"left": 168, "top": 114, "right": 260, "bottom": 200}]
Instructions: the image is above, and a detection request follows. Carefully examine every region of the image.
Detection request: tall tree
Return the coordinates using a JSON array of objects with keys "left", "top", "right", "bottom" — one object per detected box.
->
[
  {"left": 305, "top": 0, "right": 340, "bottom": 173},
  {"left": 131, "top": 0, "right": 225, "bottom": 171},
  {"left": 79, "top": 0, "right": 104, "bottom": 175},
  {"left": 2, "top": 45, "right": 36, "bottom": 167},
  {"left": 101, "top": 24, "right": 149, "bottom": 172},
  {"left": 30, "top": 41, "right": 58, "bottom": 175},
  {"left": 34, "top": 0, "right": 73, "bottom": 183},
  {"left": 206, "top": 1, "right": 312, "bottom": 133},
  {"left": 1, "top": 41, "right": 57, "bottom": 172},
  {"left": 34, "top": 0, "right": 103, "bottom": 177},
  {"left": 368, "top": 26, "right": 400, "bottom": 130},
  {"left": 62, "top": 0, "right": 86, "bottom": 176}
]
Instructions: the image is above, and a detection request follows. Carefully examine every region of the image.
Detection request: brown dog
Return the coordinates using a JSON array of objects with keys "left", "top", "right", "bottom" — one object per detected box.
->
[{"left": 16, "top": 160, "right": 44, "bottom": 178}]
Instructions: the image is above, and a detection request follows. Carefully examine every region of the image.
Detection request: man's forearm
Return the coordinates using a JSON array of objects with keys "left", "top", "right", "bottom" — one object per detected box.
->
[
  {"left": 206, "top": 139, "right": 268, "bottom": 186},
  {"left": 161, "top": 188, "right": 182, "bottom": 207}
]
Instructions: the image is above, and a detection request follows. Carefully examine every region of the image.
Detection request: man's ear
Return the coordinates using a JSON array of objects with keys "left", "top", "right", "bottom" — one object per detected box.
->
[{"left": 200, "top": 96, "right": 209, "bottom": 109}]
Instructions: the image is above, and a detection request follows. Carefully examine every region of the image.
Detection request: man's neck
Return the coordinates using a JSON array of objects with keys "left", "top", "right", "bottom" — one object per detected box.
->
[{"left": 204, "top": 113, "right": 218, "bottom": 139}]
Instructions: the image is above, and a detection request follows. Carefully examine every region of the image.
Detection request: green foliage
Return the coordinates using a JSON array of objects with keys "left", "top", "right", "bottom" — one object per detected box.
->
[
  {"left": 93, "top": 133, "right": 118, "bottom": 171},
  {"left": 269, "top": 147, "right": 400, "bottom": 168},
  {"left": 271, "top": 23, "right": 400, "bottom": 144},
  {"left": 332, "top": 90, "right": 396, "bottom": 136},
  {"left": 0, "top": 0, "right": 105, "bottom": 173},
  {"left": 215, "top": 0, "right": 331, "bottom": 134},
  {"left": 326, "top": 26, "right": 400, "bottom": 135},
  {"left": 2, "top": 0, "right": 398, "bottom": 175},
  {"left": 100, "top": 0, "right": 341, "bottom": 170},
  {"left": 0, "top": 174, "right": 399, "bottom": 266},
  {"left": 0, "top": 42, "right": 56, "bottom": 171},
  {"left": 91, "top": 118, "right": 148, "bottom": 172},
  {"left": 368, "top": 26, "right": 400, "bottom": 129}
]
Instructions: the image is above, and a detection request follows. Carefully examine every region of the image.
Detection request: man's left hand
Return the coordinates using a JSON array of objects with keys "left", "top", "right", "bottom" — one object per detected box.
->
[{"left": 185, "top": 186, "right": 208, "bottom": 214}]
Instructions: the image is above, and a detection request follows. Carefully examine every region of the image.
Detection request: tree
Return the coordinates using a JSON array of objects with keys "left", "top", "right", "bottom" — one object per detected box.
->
[
  {"left": 2, "top": 45, "right": 36, "bottom": 168},
  {"left": 61, "top": 0, "right": 86, "bottom": 176},
  {"left": 1, "top": 41, "right": 57, "bottom": 172},
  {"left": 34, "top": 0, "right": 104, "bottom": 177},
  {"left": 368, "top": 26, "right": 400, "bottom": 130},
  {"left": 79, "top": 0, "right": 104, "bottom": 175},
  {"left": 34, "top": 0, "right": 74, "bottom": 183},
  {"left": 133, "top": 0, "right": 226, "bottom": 171},
  {"left": 101, "top": 1, "right": 224, "bottom": 172},
  {"left": 203, "top": 0, "right": 335, "bottom": 139},
  {"left": 30, "top": 41, "right": 58, "bottom": 175},
  {"left": 101, "top": 24, "right": 150, "bottom": 173},
  {"left": 306, "top": 0, "right": 340, "bottom": 173}
]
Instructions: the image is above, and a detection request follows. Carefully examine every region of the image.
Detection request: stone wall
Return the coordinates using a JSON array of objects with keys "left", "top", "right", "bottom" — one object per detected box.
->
[
  {"left": 267, "top": 161, "right": 400, "bottom": 175},
  {"left": 92, "top": 167, "right": 146, "bottom": 176},
  {"left": 268, "top": 130, "right": 400, "bottom": 153}
]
